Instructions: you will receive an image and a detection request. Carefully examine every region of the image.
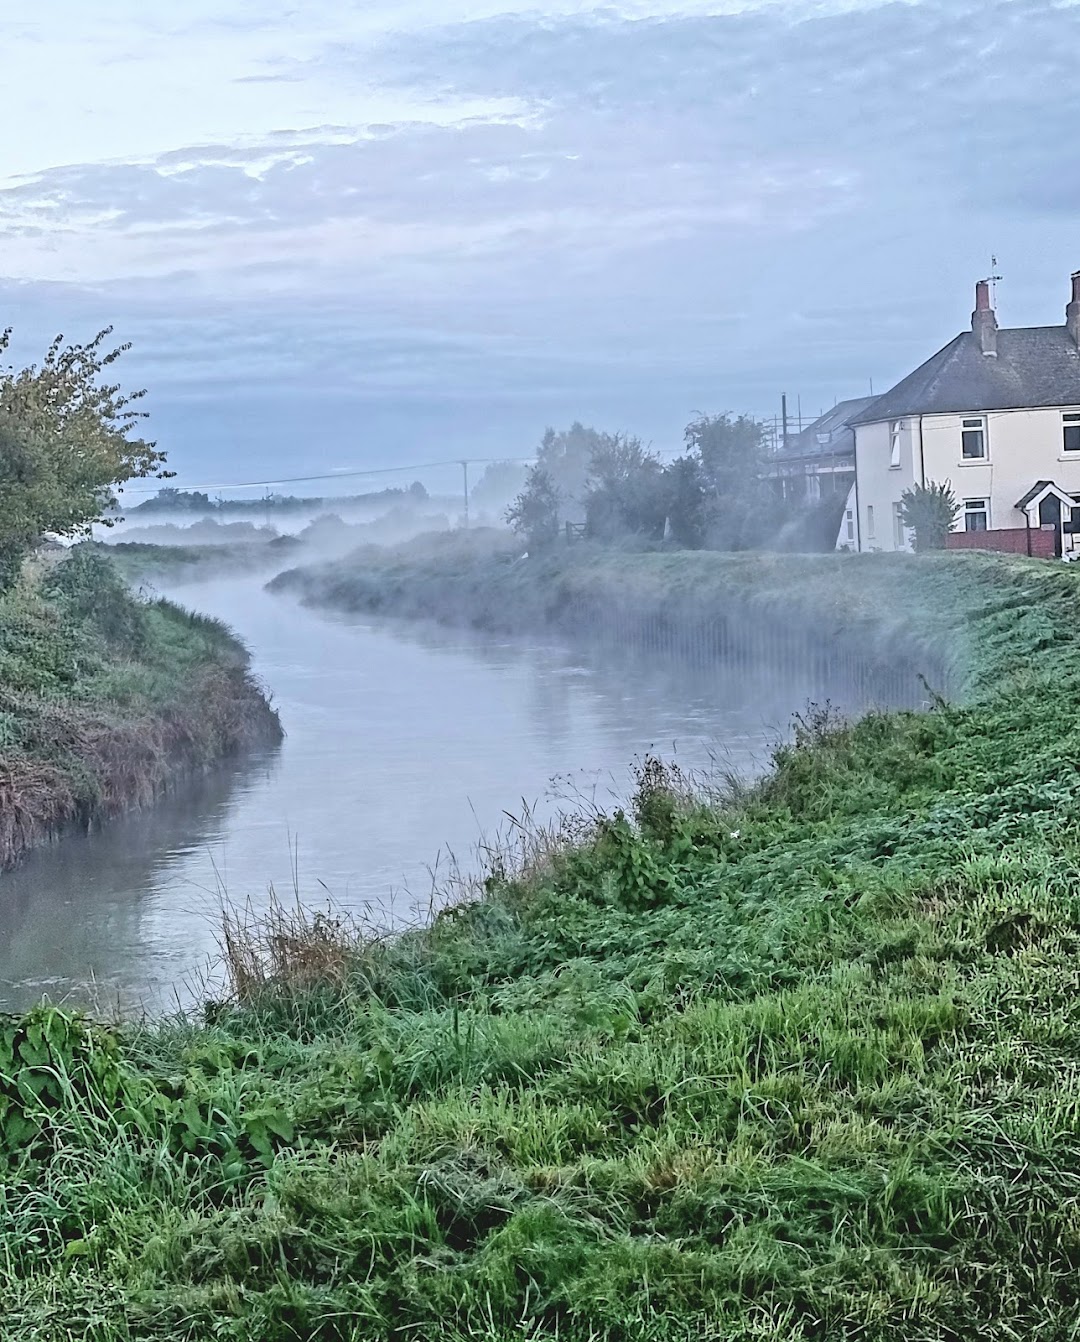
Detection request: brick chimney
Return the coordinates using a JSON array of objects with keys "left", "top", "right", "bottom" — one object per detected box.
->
[
  {"left": 972, "top": 279, "right": 998, "bottom": 357},
  {"left": 1068, "top": 271, "right": 1080, "bottom": 350}
]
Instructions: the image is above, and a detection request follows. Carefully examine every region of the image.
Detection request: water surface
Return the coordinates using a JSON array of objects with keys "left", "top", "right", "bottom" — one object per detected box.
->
[{"left": 0, "top": 577, "right": 888, "bottom": 1013}]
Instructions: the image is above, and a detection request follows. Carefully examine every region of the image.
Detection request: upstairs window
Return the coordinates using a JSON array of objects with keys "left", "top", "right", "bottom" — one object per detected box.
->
[
  {"left": 890, "top": 421, "right": 902, "bottom": 468},
  {"left": 961, "top": 417, "right": 987, "bottom": 460},
  {"left": 964, "top": 499, "right": 989, "bottom": 531},
  {"left": 1064, "top": 412, "right": 1080, "bottom": 453}
]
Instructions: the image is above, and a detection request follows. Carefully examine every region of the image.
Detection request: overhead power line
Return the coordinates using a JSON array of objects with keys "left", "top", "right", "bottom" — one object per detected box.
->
[{"left": 119, "top": 456, "right": 536, "bottom": 498}]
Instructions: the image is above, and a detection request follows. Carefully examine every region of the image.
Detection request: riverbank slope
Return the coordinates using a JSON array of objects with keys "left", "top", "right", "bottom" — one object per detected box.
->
[
  {"left": 97, "top": 537, "right": 301, "bottom": 586},
  {"left": 271, "top": 532, "right": 985, "bottom": 698},
  {"left": 0, "top": 546, "right": 281, "bottom": 867},
  {"left": 4, "top": 550, "right": 1080, "bottom": 1339}
]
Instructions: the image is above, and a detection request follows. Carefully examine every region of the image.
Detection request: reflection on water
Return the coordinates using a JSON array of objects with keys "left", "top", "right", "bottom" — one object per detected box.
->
[{"left": 0, "top": 577, "right": 912, "bottom": 1015}]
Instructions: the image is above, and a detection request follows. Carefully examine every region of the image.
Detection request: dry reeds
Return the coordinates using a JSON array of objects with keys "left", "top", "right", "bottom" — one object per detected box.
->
[{"left": 217, "top": 891, "right": 384, "bottom": 1004}]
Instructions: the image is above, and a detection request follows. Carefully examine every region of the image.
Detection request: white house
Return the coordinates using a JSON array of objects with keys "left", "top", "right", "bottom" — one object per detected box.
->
[{"left": 846, "top": 272, "right": 1080, "bottom": 555}]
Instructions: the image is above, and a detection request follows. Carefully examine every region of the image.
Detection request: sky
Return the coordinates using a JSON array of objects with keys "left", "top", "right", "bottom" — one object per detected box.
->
[{"left": 2, "top": 0, "right": 1078, "bottom": 495}]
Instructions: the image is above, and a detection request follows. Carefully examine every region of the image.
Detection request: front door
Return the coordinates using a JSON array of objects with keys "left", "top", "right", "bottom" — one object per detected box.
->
[{"left": 1039, "top": 494, "right": 1064, "bottom": 556}]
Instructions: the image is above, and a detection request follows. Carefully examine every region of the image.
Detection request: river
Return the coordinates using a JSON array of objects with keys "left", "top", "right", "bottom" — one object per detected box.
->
[{"left": 0, "top": 576, "right": 898, "bottom": 1014}]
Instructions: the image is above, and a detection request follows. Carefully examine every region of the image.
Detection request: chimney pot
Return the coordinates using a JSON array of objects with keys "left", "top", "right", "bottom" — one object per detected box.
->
[
  {"left": 1068, "top": 271, "right": 1080, "bottom": 350},
  {"left": 972, "top": 279, "right": 998, "bottom": 356}
]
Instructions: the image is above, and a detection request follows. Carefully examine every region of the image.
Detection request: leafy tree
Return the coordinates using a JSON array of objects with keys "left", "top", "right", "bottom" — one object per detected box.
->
[
  {"left": 684, "top": 413, "right": 768, "bottom": 551},
  {"left": 506, "top": 466, "right": 560, "bottom": 549},
  {"left": 0, "top": 327, "right": 170, "bottom": 584},
  {"left": 663, "top": 455, "right": 707, "bottom": 549},
  {"left": 535, "top": 423, "right": 614, "bottom": 520},
  {"left": 899, "top": 480, "right": 960, "bottom": 552},
  {"left": 471, "top": 461, "right": 530, "bottom": 516},
  {"left": 584, "top": 434, "right": 666, "bottom": 541}
]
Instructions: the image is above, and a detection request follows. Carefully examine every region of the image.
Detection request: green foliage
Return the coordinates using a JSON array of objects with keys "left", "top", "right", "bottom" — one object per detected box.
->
[
  {"left": 899, "top": 479, "right": 961, "bottom": 552},
  {"left": 662, "top": 455, "right": 707, "bottom": 548},
  {"left": 0, "top": 328, "right": 171, "bottom": 587},
  {"left": 533, "top": 422, "right": 614, "bottom": 516},
  {"left": 46, "top": 545, "right": 149, "bottom": 654},
  {"left": 505, "top": 466, "right": 561, "bottom": 549},
  {"left": 471, "top": 461, "right": 530, "bottom": 515},
  {"left": 684, "top": 413, "right": 769, "bottom": 550},
  {"left": 0, "top": 547, "right": 280, "bottom": 869},
  {"left": 584, "top": 435, "right": 667, "bottom": 541},
  {"left": 0, "top": 1008, "right": 135, "bottom": 1162}
]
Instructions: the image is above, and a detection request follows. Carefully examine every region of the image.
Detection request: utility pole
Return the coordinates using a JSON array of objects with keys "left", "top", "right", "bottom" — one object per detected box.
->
[
  {"left": 781, "top": 394, "right": 789, "bottom": 450},
  {"left": 460, "top": 460, "right": 470, "bottom": 529}
]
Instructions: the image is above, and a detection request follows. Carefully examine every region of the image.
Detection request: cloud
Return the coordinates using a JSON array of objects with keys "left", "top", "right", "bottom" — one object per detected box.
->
[{"left": 2, "top": 0, "right": 1078, "bottom": 487}]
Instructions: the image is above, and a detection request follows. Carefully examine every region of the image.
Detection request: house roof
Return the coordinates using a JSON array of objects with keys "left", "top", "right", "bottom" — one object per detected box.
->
[
  {"left": 1014, "top": 480, "right": 1077, "bottom": 512},
  {"left": 1015, "top": 480, "right": 1054, "bottom": 510},
  {"left": 773, "top": 396, "right": 880, "bottom": 461},
  {"left": 851, "top": 326, "right": 1080, "bottom": 425}
]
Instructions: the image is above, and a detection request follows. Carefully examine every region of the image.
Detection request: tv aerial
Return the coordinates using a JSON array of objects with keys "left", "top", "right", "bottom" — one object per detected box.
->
[{"left": 989, "top": 254, "right": 1003, "bottom": 307}]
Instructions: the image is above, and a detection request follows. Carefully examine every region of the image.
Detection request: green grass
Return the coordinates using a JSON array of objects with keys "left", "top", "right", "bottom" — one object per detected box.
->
[
  {"left": 99, "top": 537, "right": 300, "bottom": 586},
  {"left": 0, "top": 545, "right": 281, "bottom": 867},
  {"left": 270, "top": 532, "right": 977, "bottom": 697},
  {"left": 5, "top": 550, "right": 1080, "bottom": 1338}
]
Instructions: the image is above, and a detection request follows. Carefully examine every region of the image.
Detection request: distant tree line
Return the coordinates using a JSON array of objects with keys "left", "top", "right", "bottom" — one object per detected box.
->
[
  {"left": 131, "top": 481, "right": 429, "bottom": 517},
  {"left": 506, "top": 416, "right": 836, "bottom": 553}
]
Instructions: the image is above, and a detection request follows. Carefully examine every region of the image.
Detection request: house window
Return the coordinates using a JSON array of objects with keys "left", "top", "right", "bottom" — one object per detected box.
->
[
  {"left": 1063, "top": 413, "right": 1080, "bottom": 453},
  {"left": 961, "top": 417, "right": 987, "bottom": 460},
  {"left": 892, "top": 501, "right": 905, "bottom": 548},
  {"left": 866, "top": 504, "right": 875, "bottom": 539},
  {"left": 844, "top": 509, "right": 854, "bottom": 542},
  {"left": 890, "top": 421, "right": 902, "bottom": 468},
  {"left": 964, "top": 499, "right": 989, "bottom": 531}
]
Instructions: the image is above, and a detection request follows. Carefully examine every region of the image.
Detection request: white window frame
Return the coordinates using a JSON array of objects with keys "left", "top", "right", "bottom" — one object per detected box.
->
[
  {"left": 961, "top": 416, "right": 987, "bottom": 461},
  {"left": 866, "top": 504, "right": 875, "bottom": 539},
  {"left": 892, "top": 501, "right": 905, "bottom": 549},
  {"left": 889, "top": 421, "right": 902, "bottom": 469},
  {"left": 844, "top": 509, "right": 854, "bottom": 542},
  {"left": 1063, "top": 412, "right": 1080, "bottom": 454},
  {"left": 963, "top": 498, "right": 989, "bottom": 532}
]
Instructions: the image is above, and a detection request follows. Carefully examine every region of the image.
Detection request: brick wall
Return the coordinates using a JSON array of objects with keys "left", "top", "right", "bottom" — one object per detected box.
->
[{"left": 944, "top": 527, "right": 1057, "bottom": 558}]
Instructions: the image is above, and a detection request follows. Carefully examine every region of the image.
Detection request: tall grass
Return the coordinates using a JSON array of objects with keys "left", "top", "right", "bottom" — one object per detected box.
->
[{"left": 4, "top": 551, "right": 1080, "bottom": 1338}]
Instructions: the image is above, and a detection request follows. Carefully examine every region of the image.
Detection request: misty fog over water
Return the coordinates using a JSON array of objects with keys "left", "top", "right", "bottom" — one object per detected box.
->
[{"left": 0, "top": 575, "right": 910, "bottom": 1015}]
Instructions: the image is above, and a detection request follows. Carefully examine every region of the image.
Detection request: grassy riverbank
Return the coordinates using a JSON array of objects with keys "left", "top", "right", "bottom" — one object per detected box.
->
[
  {"left": 99, "top": 538, "right": 301, "bottom": 587},
  {"left": 5, "top": 551, "right": 1080, "bottom": 1338},
  {"left": 270, "top": 531, "right": 972, "bottom": 696},
  {"left": 0, "top": 546, "right": 281, "bottom": 867}
]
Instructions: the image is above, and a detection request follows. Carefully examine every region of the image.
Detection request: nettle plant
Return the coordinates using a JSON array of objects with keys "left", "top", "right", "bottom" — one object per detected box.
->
[
  {"left": 0, "top": 1006, "right": 135, "bottom": 1159},
  {"left": 0, "top": 1006, "right": 296, "bottom": 1184}
]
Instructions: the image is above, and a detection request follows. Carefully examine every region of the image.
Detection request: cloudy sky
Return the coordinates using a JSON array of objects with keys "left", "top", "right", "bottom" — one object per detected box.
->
[{"left": 3, "top": 0, "right": 1077, "bottom": 494}]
